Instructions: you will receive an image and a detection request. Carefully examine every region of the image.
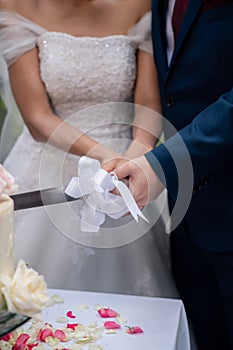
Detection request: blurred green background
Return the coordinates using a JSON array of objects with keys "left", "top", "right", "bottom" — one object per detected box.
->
[{"left": 0, "top": 97, "right": 6, "bottom": 132}]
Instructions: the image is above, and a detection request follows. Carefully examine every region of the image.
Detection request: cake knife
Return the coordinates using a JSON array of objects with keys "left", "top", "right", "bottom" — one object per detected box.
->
[
  {"left": 11, "top": 187, "right": 78, "bottom": 211},
  {"left": 0, "top": 310, "right": 30, "bottom": 337}
]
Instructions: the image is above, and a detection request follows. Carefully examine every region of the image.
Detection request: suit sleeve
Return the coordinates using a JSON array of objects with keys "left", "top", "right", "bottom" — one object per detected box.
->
[{"left": 145, "top": 87, "right": 233, "bottom": 200}]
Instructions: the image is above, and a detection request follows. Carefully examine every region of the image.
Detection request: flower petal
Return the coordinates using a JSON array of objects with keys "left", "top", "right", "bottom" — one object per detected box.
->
[
  {"left": 98, "top": 308, "right": 119, "bottom": 318},
  {"left": 103, "top": 321, "right": 121, "bottom": 330},
  {"left": 12, "top": 333, "right": 30, "bottom": 350},
  {"left": 0, "top": 333, "right": 12, "bottom": 341},
  {"left": 53, "top": 330, "right": 67, "bottom": 342},
  {"left": 56, "top": 317, "right": 68, "bottom": 324},
  {"left": 66, "top": 310, "right": 76, "bottom": 319},
  {"left": 37, "top": 328, "right": 53, "bottom": 342},
  {"left": 66, "top": 323, "right": 79, "bottom": 330},
  {"left": 27, "top": 343, "right": 39, "bottom": 349},
  {"left": 126, "top": 326, "right": 144, "bottom": 334}
]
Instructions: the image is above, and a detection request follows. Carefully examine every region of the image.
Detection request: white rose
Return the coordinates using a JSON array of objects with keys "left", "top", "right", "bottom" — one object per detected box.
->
[{"left": 0, "top": 260, "right": 50, "bottom": 319}]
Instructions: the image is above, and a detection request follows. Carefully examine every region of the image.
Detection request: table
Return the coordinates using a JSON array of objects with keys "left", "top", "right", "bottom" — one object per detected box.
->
[{"left": 40, "top": 289, "right": 191, "bottom": 350}]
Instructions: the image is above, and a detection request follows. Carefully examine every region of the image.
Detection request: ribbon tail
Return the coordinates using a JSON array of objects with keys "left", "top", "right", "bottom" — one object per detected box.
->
[{"left": 113, "top": 180, "right": 149, "bottom": 223}]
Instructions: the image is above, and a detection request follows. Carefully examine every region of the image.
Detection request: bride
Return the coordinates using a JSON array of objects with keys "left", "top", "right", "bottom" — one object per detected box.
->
[{"left": 0, "top": 0, "right": 178, "bottom": 297}]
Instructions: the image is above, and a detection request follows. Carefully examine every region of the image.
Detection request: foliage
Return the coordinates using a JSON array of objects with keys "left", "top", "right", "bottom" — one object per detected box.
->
[{"left": 0, "top": 96, "right": 6, "bottom": 131}]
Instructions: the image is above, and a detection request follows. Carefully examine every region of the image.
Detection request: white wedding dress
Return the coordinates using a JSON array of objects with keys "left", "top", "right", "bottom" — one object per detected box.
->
[{"left": 0, "top": 9, "right": 178, "bottom": 297}]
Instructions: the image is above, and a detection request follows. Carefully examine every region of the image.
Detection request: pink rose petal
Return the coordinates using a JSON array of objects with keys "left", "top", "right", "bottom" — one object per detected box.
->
[
  {"left": 27, "top": 343, "right": 39, "bottom": 349},
  {"left": 98, "top": 308, "right": 119, "bottom": 318},
  {"left": 66, "top": 323, "right": 79, "bottom": 330},
  {"left": 37, "top": 328, "right": 53, "bottom": 342},
  {"left": 126, "top": 326, "right": 144, "bottom": 334},
  {"left": 0, "top": 333, "right": 12, "bottom": 341},
  {"left": 53, "top": 330, "right": 67, "bottom": 342},
  {"left": 66, "top": 310, "right": 76, "bottom": 318},
  {"left": 104, "top": 321, "right": 121, "bottom": 329},
  {"left": 12, "top": 333, "right": 30, "bottom": 350}
]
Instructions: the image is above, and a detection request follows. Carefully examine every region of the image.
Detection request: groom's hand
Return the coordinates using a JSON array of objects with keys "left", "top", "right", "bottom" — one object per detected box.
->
[{"left": 114, "top": 156, "right": 165, "bottom": 208}]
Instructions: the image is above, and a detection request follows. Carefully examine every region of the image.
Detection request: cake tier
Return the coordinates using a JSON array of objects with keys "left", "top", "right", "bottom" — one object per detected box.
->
[{"left": 0, "top": 194, "right": 14, "bottom": 309}]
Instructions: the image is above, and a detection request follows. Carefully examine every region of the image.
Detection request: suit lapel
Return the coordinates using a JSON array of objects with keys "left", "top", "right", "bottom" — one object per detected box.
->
[
  {"left": 152, "top": 0, "right": 203, "bottom": 83},
  {"left": 152, "top": 0, "right": 169, "bottom": 79},
  {"left": 165, "top": 0, "right": 203, "bottom": 81}
]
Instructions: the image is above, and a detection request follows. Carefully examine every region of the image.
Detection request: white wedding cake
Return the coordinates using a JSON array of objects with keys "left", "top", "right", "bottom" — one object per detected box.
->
[
  {"left": 0, "top": 165, "right": 15, "bottom": 310},
  {"left": 0, "top": 193, "right": 14, "bottom": 309},
  {"left": 0, "top": 165, "right": 49, "bottom": 319}
]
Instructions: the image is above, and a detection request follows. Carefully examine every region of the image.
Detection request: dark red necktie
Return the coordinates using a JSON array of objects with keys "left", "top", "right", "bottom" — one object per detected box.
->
[{"left": 172, "top": 0, "right": 189, "bottom": 40}]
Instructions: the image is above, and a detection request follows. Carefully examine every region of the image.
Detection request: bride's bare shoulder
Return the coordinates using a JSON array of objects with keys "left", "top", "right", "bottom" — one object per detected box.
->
[{"left": 0, "top": 0, "right": 36, "bottom": 12}]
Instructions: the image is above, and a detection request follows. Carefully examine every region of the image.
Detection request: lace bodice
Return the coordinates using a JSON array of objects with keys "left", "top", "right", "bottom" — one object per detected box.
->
[
  {"left": 38, "top": 33, "right": 136, "bottom": 118},
  {"left": 40, "top": 33, "right": 137, "bottom": 113},
  {"left": 1, "top": 10, "right": 152, "bottom": 189}
]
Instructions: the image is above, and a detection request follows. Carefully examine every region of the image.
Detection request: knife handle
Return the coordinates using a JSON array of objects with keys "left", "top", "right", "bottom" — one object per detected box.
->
[{"left": 0, "top": 310, "right": 30, "bottom": 337}]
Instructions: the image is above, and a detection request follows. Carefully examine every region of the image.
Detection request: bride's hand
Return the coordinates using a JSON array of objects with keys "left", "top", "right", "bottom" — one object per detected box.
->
[
  {"left": 108, "top": 141, "right": 153, "bottom": 170},
  {"left": 86, "top": 143, "right": 121, "bottom": 171},
  {"left": 100, "top": 149, "right": 122, "bottom": 172},
  {"left": 100, "top": 141, "right": 153, "bottom": 173}
]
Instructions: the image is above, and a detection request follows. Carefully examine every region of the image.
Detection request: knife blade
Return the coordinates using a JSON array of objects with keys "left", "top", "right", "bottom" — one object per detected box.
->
[
  {"left": 11, "top": 187, "right": 78, "bottom": 211},
  {"left": 0, "top": 310, "right": 30, "bottom": 337}
]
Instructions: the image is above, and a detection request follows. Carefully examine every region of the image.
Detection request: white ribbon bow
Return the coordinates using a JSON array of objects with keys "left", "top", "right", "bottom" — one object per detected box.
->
[{"left": 65, "top": 156, "right": 149, "bottom": 232}]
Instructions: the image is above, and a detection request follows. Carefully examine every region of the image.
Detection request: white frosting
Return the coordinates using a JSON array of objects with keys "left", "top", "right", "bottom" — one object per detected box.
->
[
  {"left": 0, "top": 165, "right": 16, "bottom": 308},
  {"left": 0, "top": 199, "right": 50, "bottom": 317},
  {"left": 0, "top": 194, "right": 14, "bottom": 309},
  {"left": 0, "top": 165, "right": 49, "bottom": 317}
]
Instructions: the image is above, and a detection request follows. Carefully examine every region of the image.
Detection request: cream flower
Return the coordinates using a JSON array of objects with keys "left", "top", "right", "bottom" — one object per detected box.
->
[{"left": 0, "top": 260, "right": 50, "bottom": 319}]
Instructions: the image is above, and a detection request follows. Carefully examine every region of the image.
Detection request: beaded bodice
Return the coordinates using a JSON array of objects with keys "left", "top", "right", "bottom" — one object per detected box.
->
[
  {"left": 38, "top": 33, "right": 136, "bottom": 117},
  {"left": 37, "top": 32, "right": 138, "bottom": 141}
]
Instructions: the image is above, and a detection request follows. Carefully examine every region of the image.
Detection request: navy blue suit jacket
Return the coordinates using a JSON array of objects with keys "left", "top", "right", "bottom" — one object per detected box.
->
[{"left": 146, "top": 0, "right": 233, "bottom": 251}]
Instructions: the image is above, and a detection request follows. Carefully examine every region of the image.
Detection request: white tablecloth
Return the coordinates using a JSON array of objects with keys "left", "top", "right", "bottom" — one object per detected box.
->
[{"left": 40, "top": 289, "right": 191, "bottom": 350}]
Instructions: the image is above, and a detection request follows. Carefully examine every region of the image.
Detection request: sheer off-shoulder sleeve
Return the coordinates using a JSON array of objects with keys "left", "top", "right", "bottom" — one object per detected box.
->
[
  {"left": 0, "top": 10, "right": 46, "bottom": 67},
  {"left": 0, "top": 10, "right": 46, "bottom": 160},
  {"left": 0, "top": 55, "right": 24, "bottom": 162},
  {"left": 127, "top": 12, "right": 153, "bottom": 55}
]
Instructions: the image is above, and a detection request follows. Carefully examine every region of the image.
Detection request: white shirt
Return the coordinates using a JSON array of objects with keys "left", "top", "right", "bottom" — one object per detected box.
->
[{"left": 166, "top": 0, "right": 176, "bottom": 65}]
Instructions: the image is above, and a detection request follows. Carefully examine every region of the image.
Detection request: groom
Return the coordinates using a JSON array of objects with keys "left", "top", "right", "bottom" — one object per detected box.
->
[{"left": 115, "top": 0, "right": 233, "bottom": 349}]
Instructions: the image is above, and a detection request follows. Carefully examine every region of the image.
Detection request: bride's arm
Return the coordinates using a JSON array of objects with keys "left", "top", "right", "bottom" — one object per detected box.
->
[
  {"left": 8, "top": 47, "right": 120, "bottom": 164},
  {"left": 119, "top": 50, "right": 163, "bottom": 162},
  {"left": 102, "top": 50, "right": 163, "bottom": 172}
]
